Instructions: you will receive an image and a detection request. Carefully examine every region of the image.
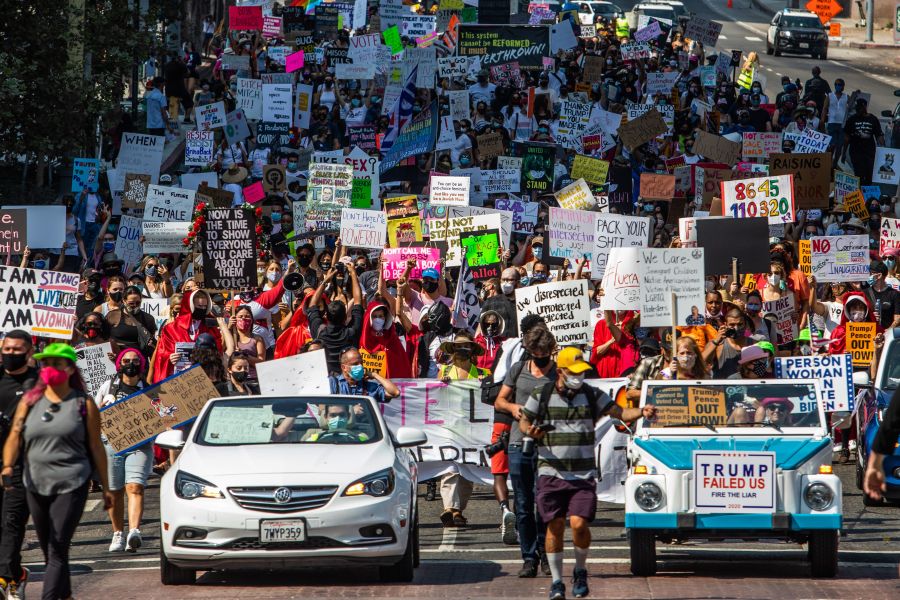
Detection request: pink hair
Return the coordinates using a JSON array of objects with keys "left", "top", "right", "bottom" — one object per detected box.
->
[{"left": 115, "top": 348, "right": 146, "bottom": 372}]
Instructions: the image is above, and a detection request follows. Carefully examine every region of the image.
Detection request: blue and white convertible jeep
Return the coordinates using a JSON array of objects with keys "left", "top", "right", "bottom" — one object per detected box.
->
[{"left": 625, "top": 380, "right": 841, "bottom": 577}]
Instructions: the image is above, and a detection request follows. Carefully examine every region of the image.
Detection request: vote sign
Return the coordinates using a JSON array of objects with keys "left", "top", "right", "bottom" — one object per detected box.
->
[
  {"left": 693, "top": 451, "right": 775, "bottom": 513},
  {"left": 721, "top": 175, "right": 795, "bottom": 225}
]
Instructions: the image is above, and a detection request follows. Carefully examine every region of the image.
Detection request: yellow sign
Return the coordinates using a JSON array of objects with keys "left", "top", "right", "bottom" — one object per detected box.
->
[
  {"left": 360, "top": 349, "right": 387, "bottom": 377},
  {"left": 742, "top": 273, "right": 758, "bottom": 293},
  {"left": 571, "top": 155, "right": 610, "bottom": 185},
  {"left": 847, "top": 322, "right": 876, "bottom": 367},
  {"left": 798, "top": 239, "right": 812, "bottom": 276},
  {"left": 843, "top": 189, "right": 869, "bottom": 220},
  {"left": 387, "top": 217, "right": 423, "bottom": 248},
  {"left": 688, "top": 387, "right": 727, "bottom": 426}
]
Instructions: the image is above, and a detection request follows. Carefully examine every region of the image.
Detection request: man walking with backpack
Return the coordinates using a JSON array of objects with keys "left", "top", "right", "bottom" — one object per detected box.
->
[{"left": 520, "top": 347, "right": 656, "bottom": 600}]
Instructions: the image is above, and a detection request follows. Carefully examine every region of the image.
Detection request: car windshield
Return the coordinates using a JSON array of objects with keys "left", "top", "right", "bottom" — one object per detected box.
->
[
  {"left": 879, "top": 340, "right": 900, "bottom": 389},
  {"left": 640, "top": 8, "right": 675, "bottom": 19},
  {"left": 195, "top": 397, "right": 383, "bottom": 445},
  {"left": 783, "top": 16, "right": 824, "bottom": 29},
  {"left": 590, "top": 3, "right": 618, "bottom": 16},
  {"left": 643, "top": 382, "right": 823, "bottom": 429}
]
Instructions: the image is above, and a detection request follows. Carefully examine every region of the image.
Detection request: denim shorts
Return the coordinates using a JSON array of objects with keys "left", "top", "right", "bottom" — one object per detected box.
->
[{"left": 104, "top": 442, "right": 153, "bottom": 491}]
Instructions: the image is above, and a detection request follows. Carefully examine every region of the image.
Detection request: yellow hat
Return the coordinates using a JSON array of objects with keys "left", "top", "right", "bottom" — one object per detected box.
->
[{"left": 556, "top": 347, "right": 592, "bottom": 374}]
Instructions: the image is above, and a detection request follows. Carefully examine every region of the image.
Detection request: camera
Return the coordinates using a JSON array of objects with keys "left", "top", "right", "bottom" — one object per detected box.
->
[
  {"left": 724, "top": 328, "right": 737, "bottom": 338},
  {"left": 484, "top": 430, "right": 509, "bottom": 458}
]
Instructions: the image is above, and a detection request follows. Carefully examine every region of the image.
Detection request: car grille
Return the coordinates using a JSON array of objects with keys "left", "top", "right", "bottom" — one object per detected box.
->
[
  {"left": 225, "top": 536, "right": 348, "bottom": 550},
  {"left": 228, "top": 485, "right": 338, "bottom": 513}
]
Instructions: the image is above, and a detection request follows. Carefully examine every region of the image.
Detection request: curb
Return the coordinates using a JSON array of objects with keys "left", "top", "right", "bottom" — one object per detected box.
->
[{"left": 841, "top": 40, "right": 900, "bottom": 49}]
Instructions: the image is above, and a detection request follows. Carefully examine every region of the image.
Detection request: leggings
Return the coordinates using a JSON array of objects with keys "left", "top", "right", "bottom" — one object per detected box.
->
[{"left": 26, "top": 481, "right": 89, "bottom": 600}]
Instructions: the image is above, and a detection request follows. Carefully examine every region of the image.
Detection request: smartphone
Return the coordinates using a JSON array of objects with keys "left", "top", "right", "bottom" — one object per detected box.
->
[{"left": 536, "top": 424, "right": 556, "bottom": 433}]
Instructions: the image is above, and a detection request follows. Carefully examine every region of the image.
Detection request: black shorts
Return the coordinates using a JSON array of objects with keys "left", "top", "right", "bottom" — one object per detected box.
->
[{"left": 536, "top": 475, "right": 597, "bottom": 523}]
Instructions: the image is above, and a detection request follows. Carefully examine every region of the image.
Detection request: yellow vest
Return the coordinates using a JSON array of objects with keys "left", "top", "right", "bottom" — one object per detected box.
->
[
  {"left": 737, "top": 64, "right": 755, "bottom": 91},
  {"left": 616, "top": 18, "right": 630, "bottom": 39}
]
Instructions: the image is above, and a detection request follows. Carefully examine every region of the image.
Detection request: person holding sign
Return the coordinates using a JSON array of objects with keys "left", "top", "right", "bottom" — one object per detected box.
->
[
  {"left": 2, "top": 344, "right": 112, "bottom": 600},
  {"left": 328, "top": 347, "right": 399, "bottom": 404},
  {"left": 358, "top": 303, "right": 412, "bottom": 379},
  {"left": 151, "top": 290, "right": 221, "bottom": 383},
  {"left": 94, "top": 349, "right": 152, "bottom": 554},
  {"left": 827, "top": 292, "right": 882, "bottom": 356}
]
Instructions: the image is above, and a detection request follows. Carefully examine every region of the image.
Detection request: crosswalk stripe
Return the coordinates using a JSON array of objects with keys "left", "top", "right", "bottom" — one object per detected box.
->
[{"left": 744, "top": 36, "right": 763, "bottom": 42}]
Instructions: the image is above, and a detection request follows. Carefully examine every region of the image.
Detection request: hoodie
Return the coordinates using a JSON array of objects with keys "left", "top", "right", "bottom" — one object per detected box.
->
[
  {"left": 474, "top": 310, "right": 507, "bottom": 370},
  {"left": 828, "top": 291, "right": 882, "bottom": 355},
  {"left": 358, "top": 302, "right": 411, "bottom": 379},
  {"left": 152, "top": 290, "right": 221, "bottom": 383}
]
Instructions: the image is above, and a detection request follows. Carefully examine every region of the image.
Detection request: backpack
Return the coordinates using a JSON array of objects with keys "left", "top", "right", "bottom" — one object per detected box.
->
[{"left": 532, "top": 381, "right": 601, "bottom": 426}]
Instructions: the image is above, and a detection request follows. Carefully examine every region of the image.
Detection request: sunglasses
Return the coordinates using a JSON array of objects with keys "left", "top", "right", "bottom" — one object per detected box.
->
[
  {"left": 41, "top": 402, "right": 61, "bottom": 422},
  {"left": 120, "top": 358, "right": 141, "bottom": 366},
  {"left": 766, "top": 405, "right": 787, "bottom": 412}
]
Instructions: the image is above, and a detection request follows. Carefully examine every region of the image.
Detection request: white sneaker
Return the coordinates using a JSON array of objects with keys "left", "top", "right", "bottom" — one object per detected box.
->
[
  {"left": 501, "top": 509, "right": 518, "bottom": 545},
  {"left": 126, "top": 528, "right": 142, "bottom": 552},
  {"left": 849, "top": 440, "right": 858, "bottom": 452},
  {"left": 109, "top": 531, "right": 125, "bottom": 552}
]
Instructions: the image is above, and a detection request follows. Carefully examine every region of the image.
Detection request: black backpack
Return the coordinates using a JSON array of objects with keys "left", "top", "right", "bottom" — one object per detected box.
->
[{"left": 532, "top": 381, "right": 602, "bottom": 425}]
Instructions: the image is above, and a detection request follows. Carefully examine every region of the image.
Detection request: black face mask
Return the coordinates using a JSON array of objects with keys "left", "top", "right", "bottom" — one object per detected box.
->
[
  {"left": 87, "top": 282, "right": 102, "bottom": 295},
  {"left": 423, "top": 280, "right": 439, "bottom": 294},
  {"left": 119, "top": 363, "right": 141, "bottom": 378},
  {"left": 532, "top": 355, "right": 552, "bottom": 368},
  {"left": 231, "top": 370, "right": 248, "bottom": 383},
  {"left": 2, "top": 353, "right": 28, "bottom": 372},
  {"left": 297, "top": 255, "right": 313, "bottom": 268},
  {"left": 191, "top": 307, "right": 208, "bottom": 320},
  {"left": 84, "top": 326, "right": 101, "bottom": 339},
  {"left": 109, "top": 291, "right": 123, "bottom": 303}
]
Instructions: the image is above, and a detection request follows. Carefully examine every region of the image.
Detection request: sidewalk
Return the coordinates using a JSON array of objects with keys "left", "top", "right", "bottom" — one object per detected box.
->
[{"left": 749, "top": 0, "right": 899, "bottom": 49}]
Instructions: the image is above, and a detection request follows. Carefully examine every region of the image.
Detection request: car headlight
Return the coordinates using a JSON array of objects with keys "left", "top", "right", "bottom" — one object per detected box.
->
[
  {"left": 634, "top": 482, "right": 664, "bottom": 511},
  {"left": 779, "top": 31, "right": 791, "bottom": 37},
  {"left": 803, "top": 483, "right": 834, "bottom": 511},
  {"left": 343, "top": 468, "right": 395, "bottom": 497},
  {"left": 174, "top": 471, "right": 224, "bottom": 499}
]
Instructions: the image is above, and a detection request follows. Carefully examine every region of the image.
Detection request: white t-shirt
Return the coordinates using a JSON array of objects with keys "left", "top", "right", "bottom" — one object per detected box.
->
[
  {"left": 248, "top": 147, "right": 270, "bottom": 179},
  {"left": 84, "top": 193, "right": 100, "bottom": 223},
  {"left": 65, "top": 215, "right": 80, "bottom": 256}
]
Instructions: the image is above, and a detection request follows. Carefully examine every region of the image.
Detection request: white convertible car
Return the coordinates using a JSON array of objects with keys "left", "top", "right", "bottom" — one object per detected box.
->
[{"left": 156, "top": 394, "right": 426, "bottom": 585}]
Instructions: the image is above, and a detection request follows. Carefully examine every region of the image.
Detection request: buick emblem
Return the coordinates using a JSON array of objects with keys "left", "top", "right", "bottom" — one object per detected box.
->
[{"left": 273, "top": 487, "right": 292, "bottom": 504}]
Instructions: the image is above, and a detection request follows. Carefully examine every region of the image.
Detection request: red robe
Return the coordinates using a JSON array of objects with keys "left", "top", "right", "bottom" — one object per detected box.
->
[
  {"left": 828, "top": 291, "right": 882, "bottom": 355},
  {"left": 358, "top": 302, "right": 412, "bottom": 379},
  {"left": 274, "top": 288, "right": 326, "bottom": 359},
  {"left": 151, "top": 290, "right": 222, "bottom": 383}
]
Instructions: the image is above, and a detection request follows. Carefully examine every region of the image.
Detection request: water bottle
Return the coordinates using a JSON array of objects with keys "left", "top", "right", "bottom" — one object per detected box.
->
[{"left": 876, "top": 298, "right": 882, "bottom": 323}]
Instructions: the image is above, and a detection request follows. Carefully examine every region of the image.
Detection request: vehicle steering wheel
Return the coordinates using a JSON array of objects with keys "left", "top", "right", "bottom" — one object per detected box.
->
[{"left": 315, "top": 429, "right": 361, "bottom": 443}]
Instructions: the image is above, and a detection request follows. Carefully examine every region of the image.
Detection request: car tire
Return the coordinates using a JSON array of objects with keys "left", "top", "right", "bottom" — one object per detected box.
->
[
  {"left": 820, "top": 49, "right": 828, "bottom": 60},
  {"left": 766, "top": 42, "right": 774, "bottom": 55},
  {"left": 160, "top": 547, "right": 196, "bottom": 585},
  {"left": 629, "top": 529, "right": 657, "bottom": 576},
  {"left": 808, "top": 530, "right": 838, "bottom": 577},
  {"left": 412, "top": 508, "right": 421, "bottom": 568},
  {"left": 862, "top": 491, "right": 884, "bottom": 507},
  {"left": 774, "top": 46, "right": 782, "bottom": 57},
  {"left": 379, "top": 522, "right": 415, "bottom": 582}
]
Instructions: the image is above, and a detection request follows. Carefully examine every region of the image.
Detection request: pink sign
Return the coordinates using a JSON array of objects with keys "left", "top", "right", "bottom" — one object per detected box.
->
[
  {"left": 285, "top": 50, "right": 305, "bottom": 73},
  {"left": 263, "top": 16, "right": 282, "bottom": 38},
  {"left": 381, "top": 247, "right": 441, "bottom": 280},
  {"left": 229, "top": 6, "right": 263, "bottom": 31},
  {"left": 243, "top": 181, "right": 265, "bottom": 204}
]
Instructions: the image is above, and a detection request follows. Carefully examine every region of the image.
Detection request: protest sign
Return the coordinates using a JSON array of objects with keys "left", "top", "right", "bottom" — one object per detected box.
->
[
  {"left": 229, "top": 5, "right": 262, "bottom": 30},
  {"left": 460, "top": 229, "right": 501, "bottom": 281},
  {"left": 693, "top": 165, "right": 732, "bottom": 209},
  {"left": 519, "top": 143, "right": 555, "bottom": 192},
  {"left": 582, "top": 56, "right": 604, "bottom": 83},
  {"left": 100, "top": 366, "right": 220, "bottom": 454},
  {"left": 380, "top": 101, "right": 438, "bottom": 174},
  {"left": 72, "top": 158, "right": 100, "bottom": 192},
  {"left": 480, "top": 169, "right": 520, "bottom": 194},
  {"left": 262, "top": 165, "right": 286, "bottom": 194},
  {"left": 694, "top": 129, "right": 741, "bottom": 165},
  {"left": 121, "top": 174, "right": 150, "bottom": 210},
  {"left": 0, "top": 209, "right": 26, "bottom": 256},
  {"left": 140, "top": 298, "right": 168, "bottom": 332},
  {"left": 141, "top": 221, "right": 190, "bottom": 254},
  {"left": 224, "top": 109, "right": 252, "bottom": 145},
  {"left": 775, "top": 354, "right": 854, "bottom": 412},
  {"left": 202, "top": 208, "right": 257, "bottom": 290},
  {"left": 634, "top": 20, "right": 663, "bottom": 43},
  {"left": 621, "top": 42, "right": 651, "bottom": 60},
  {"left": 645, "top": 71, "right": 678, "bottom": 96},
  {"left": 76, "top": 343, "right": 117, "bottom": 399},
  {"left": 237, "top": 78, "right": 262, "bottom": 121},
  {"left": 449, "top": 206, "right": 513, "bottom": 248},
  {"left": 184, "top": 131, "right": 214, "bottom": 167},
  {"left": 842, "top": 189, "right": 869, "bottom": 220},
  {"left": 196, "top": 183, "right": 233, "bottom": 209},
  {"left": 847, "top": 322, "right": 876, "bottom": 368},
  {"left": 873, "top": 147, "right": 900, "bottom": 186},
  {"left": 257, "top": 349, "right": 330, "bottom": 395},
  {"left": 557, "top": 100, "right": 591, "bottom": 149},
  {"left": 618, "top": 108, "right": 667, "bottom": 151},
  {"left": 592, "top": 215, "right": 651, "bottom": 278},
  {"left": 144, "top": 185, "right": 195, "bottom": 222},
  {"left": 600, "top": 247, "right": 642, "bottom": 311},
  {"left": 696, "top": 217, "right": 770, "bottom": 275},
  {"left": 262, "top": 84, "right": 293, "bottom": 124},
  {"left": 515, "top": 279, "right": 591, "bottom": 344},
  {"left": 694, "top": 451, "right": 774, "bottom": 513},
  {"left": 762, "top": 295, "right": 798, "bottom": 345},
  {"left": 384, "top": 196, "right": 423, "bottom": 247},
  {"left": 427, "top": 214, "right": 502, "bottom": 266},
  {"left": 549, "top": 207, "right": 594, "bottom": 264},
  {"left": 639, "top": 248, "right": 705, "bottom": 327},
  {"left": 256, "top": 121, "right": 291, "bottom": 150},
  {"left": 348, "top": 125, "right": 377, "bottom": 153},
  {"left": 307, "top": 163, "right": 353, "bottom": 229},
  {"left": 555, "top": 178, "right": 594, "bottom": 210},
  {"left": 477, "top": 132, "right": 504, "bottom": 161},
  {"left": 4, "top": 206, "right": 65, "bottom": 250},
  {"left": 798, "top": 239, "right": 812, "bottom": 276},
  {"left": 640, "top": 173, "right": 676, "bottom": 200},
  {"left": 456, "top": 25, "right": 550, "bottom": 70},
  {"left": 117, "top": 133, "right": 165, "bottom": 183},
  {"left": 196, "top": 101, "right": 227, "bottom": 131},
  {"left": 430, "top": 175, "right": 470, "bottom": 206},
  {"left": 0, "top": 266, "right": 79, "bottom": 339},
  {"left": 381, "top": 247, "right": 441, "bottom": 280},
  {"left": 809, "top": 235, "right": 869, "bottom": 282},
  {"left": 344, "top": 147, "right": 380, "bottom": 208},
  {"left": 770, "top": 153, "right": 831, "bottom": 209},
  {"left": 684, "top": 17, "right": 722, "bottom": 46},
  {"left": 496, "top": 198, "right": 539, "bottom": 234},
  {"left": 834, "top": 170, "right": 859, "bottom": 205},
  {"left": 795, "top": 129, "right": 832, "bottom": 154},
  {"left": 721, "top": 174, "right": 795, "bottom": 224},
  {"left": 881, "top": 217, "right": 900, "bottom": 255},
  {"left": 285, "top": 50, "right": 305, "bottom": 73},
  {"left": 571, "top": 155, "right": 609, "bottom": 184},
  {"left": 263, "top": 15, "right": 282, "bottom": 38},
  {"left": 340, "top": 208, "right": 387, "bottom": 249},
  {"left": 220, "top": 53, "right": 250, "bottom": 71},
  {"left": 115, "top": 215, "right": 143, "bottom": 270}
]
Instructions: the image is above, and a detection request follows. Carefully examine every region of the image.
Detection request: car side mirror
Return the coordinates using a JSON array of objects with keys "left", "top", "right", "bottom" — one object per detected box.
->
[
  {"left": 882, "top": 110, "right": 893, "bottom": 118},
  {"left": 894, "top": 89, "right": 900, "bottom": 98},
  {"left": 852, "top": 372, "right": 871, "bottom": 388},
  {"left": 156, "top": 429, "right": 185, "bottom": 450},
  {"left": 394, "top": 426, "right": 427, "bottom": 448}
]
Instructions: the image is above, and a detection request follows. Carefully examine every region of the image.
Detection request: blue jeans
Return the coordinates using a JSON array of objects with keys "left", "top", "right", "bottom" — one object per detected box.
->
[{"left": 508, "top": 444, "right": 545, "bottom": 562}]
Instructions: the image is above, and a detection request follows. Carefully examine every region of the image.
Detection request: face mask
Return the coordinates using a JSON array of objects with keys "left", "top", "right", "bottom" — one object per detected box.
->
[
  {"left": 297, "top": 255, "right": 312, "bottom": 267},
  {"left": 532, "top": 247, "right": 543, "bottom": 260},
  {"left": 423, "top": 280, "right": 439, "bottom": 294},
  {"left": 533, "top": 355, "right": 552, "bottom": 368},
  {"left": 372, "top": 317, "right": 386, "bottom": 331},
  {"left": 2, "top": 353, "right": 28, "bottom": 372},
  {"left": 746, "top": 303, "right": 761, "bottom": 313},
  {"left": 109, "top": 291, "right": 123, "bottom": 303},
  {"left": 328, "top": 415, "right": 348, "bottom": 431},
  {"left": 103, "top": 241, "right": 115, "bottom": 252},
  {"left": 192, "top": 307, "right": 208, "bottom": 320},
  {"left": 835, "top": 84, "right": 844, "bottom": 92},
  {"left": 533, "top": 272, "right": 547, "bottom": 282},
  {"left": 125, "top": 303, "right": 140, "bottom": 314},
  {"left": 267, "top": 271, "right": 281, "bottom": 283},
  {"left": 868, "top": 275, "right": 876, "bottom": 286},
  {"left": 287, "top": 162, "right": 298, "bottom": 172},
  {"left": 563, "top": 374, "right": 584, "bottom": 390},
  {"left": 768, "top": 274, "right": 781, "bottom": 286},
  {"left": 146, "top": 266, "right": 158, "bottom": 277},
  {"left": 886, "top": 258, "right": 896, "bottom": 269},
  {"left": 231, "top": 370, "right": 248, "bottom": 383},
  {"left": 849, "top": 309, "right": 866, "bottom": 322},
  {"left": 520, "top": 275, "right": 531, "bottom": 286},
  {"left": 485, "top": 322, "right": 500, "bottom": 336},
  {"left": 705, "top": 280, "right": 715, "bottom": 292},
  {"left": 500, "top": 282, "right": 515, "bottom": 295},
  {"left": 34, "top": 260, "right": 47, "bottom": 270},
  {"left": 676, "top": 354, "right": 696, "bottom": 369},
  {"left": 459, "top": 157, "right": 472, "bottom": 167},
  {"left": 120, "top": 362, "right": 141, "bottom": 378},
  {"left": 751, "top": 361, "right": 768, "bottom": 377},
  {"left": 351, "top": 98, "right": 361, "bottom": 107},
  {"left": 320, "top": 261, "right": 332, "bottom": 271},
  {"left": 84, "top": 326, "right": 101, "bottom": 339},
  {"left": 39, "top": 366, "right": 69, "bottom": 386},
  {"left": 237, "top": 317, "right": 252, "bottom": 331},
  {"left": 454, "top": 348, "right": 473, "bottom": 361}
]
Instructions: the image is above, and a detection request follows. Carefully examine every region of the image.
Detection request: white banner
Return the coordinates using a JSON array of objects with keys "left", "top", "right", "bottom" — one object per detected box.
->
[
  {"left": 256, "top": 350, "right": 330, "bottom": 395},
  {"left": 600, "top": 247, "right": 642, "bottom": 311},
  {"left": 237, "top": 78, "right": 263, "bottom": 121},
  {"left": 427, "top": 214, "right": 502, "bottom": 267},
  {"left": 115, "top": 215, "right": 143, "bottom": 272},
  {"left": 141, "top": 221, "right": 191, "bottom": 254},
  {"left": 144, "top": 185, "right": 196, "bottom": 222},
  {"left": 809, "top": 235, "right": 869, "bottom": 283},
  {"left": 0, "top": 266, "right": 79, "bottom": 339},
  {"left": 262, "top": 84, "right": 293, "bottom": 124},
  {"left": 592, "top": 214, "right": 651, "bottom": 278},
  {"left": 340, "top": 208, "right": 387, "bottom": 249}
]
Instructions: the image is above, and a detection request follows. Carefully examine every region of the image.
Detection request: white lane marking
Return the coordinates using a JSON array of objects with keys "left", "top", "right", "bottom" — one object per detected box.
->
[
  {"left": 434, "top": 558, "right": 896, "bottom": 568},
  {"left": 775, "top": 72, "right": 783, "bottom": 78},
  {"left": 744, "top": 36, "right": 763, "bottom": 42},
  {"left": 719, "top": 35, "right": 728, "bottom": 40},
  {"left": 84, "top": 499, "right": 102, "bottom": 513},
  {"left": 829, "top": 59, "right": 900, "bottom": 88},
  {"left": 437, "top": 526, "right": 458, "bottom": 552},
  {"left": 424, "top": 545, "right": 900, "bottom": 556}
]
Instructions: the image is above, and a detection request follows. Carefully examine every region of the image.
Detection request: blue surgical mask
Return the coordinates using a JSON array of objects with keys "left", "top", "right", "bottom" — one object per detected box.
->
[
  {"left": 533, "top": 272, "right": 548, "bottom": 282},
  {"left": 328, "top": 415, "right": 348, "bottom": 431},
  {"left": 459, "top": 157, "right": 472, "bottom": 167},
  {"left": 520, "top": 275, "right": 531, "bottom": 286},
  {"left": 351, "top": 98, "right": 361, "bottom": 108},
  {"left": 868, "top": 275, "right": 875, "bottom": 286},
  {"left": 835, "top": 84, "right": 844, "bottom": 92},
  {"left": 103, "top": 241, "right": 115, "bottom": 252},
  {"left": 532, "top": 246, "right": 543, "bottom": 260},
  {"left": 33, "top": 260, "right": 47, "bottom": 270},
  {"left": 349, "top": 364, "right": 365, "bottom": 381},
  {"left": 886, "top": 258, "right": 896, "bottom": 269}
]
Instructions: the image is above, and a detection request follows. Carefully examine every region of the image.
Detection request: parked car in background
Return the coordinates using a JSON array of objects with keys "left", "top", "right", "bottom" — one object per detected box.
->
[{"left": 766, "top": 8, "right": 829, "bottom": 59}]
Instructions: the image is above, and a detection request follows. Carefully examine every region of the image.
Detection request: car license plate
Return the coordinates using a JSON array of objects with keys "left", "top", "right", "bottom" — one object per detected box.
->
[
  {"left": 799, "top": 42, "right": 809, "bottom": 48},
  {"left": 259, "top": 519, "right": 306, "bottom": 543}
]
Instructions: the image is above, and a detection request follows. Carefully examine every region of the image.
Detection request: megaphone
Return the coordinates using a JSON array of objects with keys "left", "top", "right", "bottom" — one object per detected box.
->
[{"left": 283, "top": 272, "right": 305, "bottom": 292}]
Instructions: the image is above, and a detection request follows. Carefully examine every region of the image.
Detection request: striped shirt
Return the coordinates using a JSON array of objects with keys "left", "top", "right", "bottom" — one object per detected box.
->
[{"left": 522, "top": 383, "right": 613, "bottom": 482}]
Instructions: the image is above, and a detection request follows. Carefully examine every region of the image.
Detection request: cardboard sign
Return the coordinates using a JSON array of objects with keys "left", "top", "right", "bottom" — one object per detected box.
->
[
  {"left": 197, "top": 101, "right": 227, "bottom": 131},
  {"left": 121, "top": 174, "right": 150, "bottom": 210},
  {"left": 639, "top": 248, "right": 706, "bottom": 327},
  {"left": 202, "top": 208, "right": 257, "bottom": 290},
  {"left": 144, "top": 185, "right": 195, "bottom": 222},
  {"left": 769, "top": 153, "right": 831, "bottom": 209},
  {"left": 798, "top": 239, "right": 812, "bottom": 276},
  {"left": 881, "top": 217, "right": 900, "bottom": 256},
  {"left": 843, "top": 189, "right": 869, "bottom": 220},
  {"left": 775, "top": 354, "right": 854, "bottom": 412},
  {"left": 360, "top": 349, "right": 387, "bottom": 377},
  {"left": 592, "top": 214, "right": 651, "bottom": 279},
  {"left": 571, "top": 155, "right": 609, "bottom": 185},
  {"left": 381, "top": 247, "right": 441, "bottom": 280},
  {"left": 618, "top": 108, "right": 667, "bottom": 151},
  {"left": 0, "top": 266, "right": 79, "bottom": 339},
  {"left": 555, "top": 178, "right": 594, "bottom": 210},
  {"left": 142, "top": 221, "right": 190, "bottom": 254},
  {"left": 229, "top": 5, "right": 263, "bottom": 30},
  {"left": 460, "top": 229, "right": 501, "bottom": 281},
  {"left": 809, "top": 235, "right": 869, "bottom": 282},
  {"left": 684, "top": 17, "right": 723, "bottom": 47},
  {"left": 693, "top": 451, "right": 775, "bottom": 513},
  {"left": 762, "top": 295, "right": 798, "bottom": 345},
  {"left": 695, "top": 217, "right": 771, "bottom": 276},
  {"left": 257, "top": 349, "right": 330, "bottom": 395},
  {"left": 72, "top": 158, "right": 100, "bottom": 192},
  {"left": 640, "top": 173, "right": 676, "bottom": 200},
  {"left": 848, "top": 322, "right": 876, "bottom": 367},
  {"left": 0, "top": 209, "right": 27, "bottom": 255},
  {"left": 115, "top": 215, "right": 143, "bottom": 270},
  {"left": 256, "top": 121, "right": 291, "bottom": 150},
  {"left": 620, "top": 42, "right": 651, "bottom": 60},
  {"left": 76, "top": 343, "right": 117, "bottom": 399},
  {"left": 117, "top": 133, "right": 165, "bottom": 183},
  {"left": 694, "top": 129, "right": 741, "bottom": 166},
  {"left": 600, "top": 247, "right": 641, "bottom": 311},
  {"left": 430, "top": 175, "right": 470, "bottom": 206},
  {"left": 721, "top": 174, "right": 795, "bottom": 224},
  {"left": 645, "top": 71, "right": 679, "bottom": 96},
  {"left": 262, "top": 165, "right": 286, "bottom": 194},
  {"left": 184, "top": 131, "right": 214, "bottom": 167},
  {"left": 514, "top": 279, "right": 591, "bottom": 345},
  {"left": 196, "top": 183, "right": 234, "bottom": 209},
  {"left": 100, "top": 366, "right": 220, "bottom": 454},
  {"left": 340, "top": 208, "right": 387, "bottom": 250},
  {"left": 477, "top": 132, "right": 504, "bottom": 160}
]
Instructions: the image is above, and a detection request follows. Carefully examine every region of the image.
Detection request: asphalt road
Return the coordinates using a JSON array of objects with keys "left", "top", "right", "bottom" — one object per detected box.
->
[{"left": 17, "top": 459, "right": 900, "bottom": 598}]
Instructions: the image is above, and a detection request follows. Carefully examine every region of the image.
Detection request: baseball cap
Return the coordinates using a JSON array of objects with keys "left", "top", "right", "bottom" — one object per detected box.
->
[
  {"left": 33, "top": 343, "right": 78, "bottom": 364},
  {"left": 738, "top": 345, "right": 768, "bottom": 365},
  {"left": 556, "top": 347, "right": 592, "bottom": 374},
  {"left": 421, "top": 268, "right": 439, "bottom": 280},
  {"left": 195, "top": 333, "right": 217, "bottom": 350}
]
